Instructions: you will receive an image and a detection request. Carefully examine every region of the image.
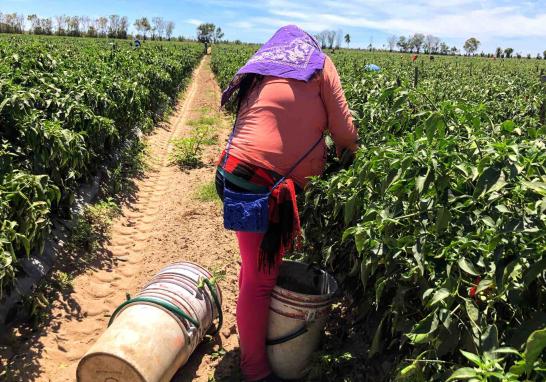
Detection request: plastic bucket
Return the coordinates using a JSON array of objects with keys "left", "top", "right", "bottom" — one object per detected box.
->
[
  {"left": 267, "top": 260, "right": 338, "bottom": 380},
  {"left": 77, "top": 262, "right": 221, "bottom": 382}
]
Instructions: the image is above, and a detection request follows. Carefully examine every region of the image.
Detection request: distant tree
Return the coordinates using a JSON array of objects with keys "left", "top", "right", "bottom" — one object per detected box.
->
[
  {"left": 495, "top": 47, "right": 502, "bottom": 58},
  {"left": 397, "top": 36, "right": 408, "bottom": 52},
  {"left": 451, "top": 46, "right": 458, "bottom": 55},
  {"left": 197, "top": 23, "right": 215, "bottom": 43},
  {"left": 387, "top": 35, "right": 397, "bottom": 52},
  {"left": 133, "top": 18, "right": 144, "bottom": 38},
  {"left": 3, "top": 13, "right": 25, "bottom": 34},
  {"left": 97, "top": 16, "right": 108, "bottom": 37},
  {"left": 66, "top": 16, "right": 81, "bottom": 36},
  {"left": 326, "top": 30, "right": 336, "bottom": 49},
  {"left": 504, "top": 47, "right": 514, "bottom": 58},
  {"left": 410, "top": 33, "right": 425, "bottom": 53},
  {"left": 152, "top": 17, "right": 165, "bottom": 40},
  {"left": 16, "top": 13, "right": 25, "bottom": 32},
  {"left": 28, "top": 15, "right": 40, "bottom": 34},
  {"left": 463, "top": 37, "right": 480, "bottom": 55},
  {"left": 27, "top": 14, "right": 38, "bottom": 34},
  {"left": 157, "top": 17, "right": 166, "bottom": 40},
  {"left": 527, "top": 53, "right": 531, "bottom": 59},
  {"left": 134, "top": 17, "right": 150, "bottom": 39},
  {"left": 214, "top": 27, "right": 224, "bottom": 43},
  {"left": 41, "top": 17, "right": 53, "bottom": 35},
  {"left": 439, "top": 42, "right": 449, "bottom": 55},
  {"left": 543, "top": 50, "right": 546, "bottom": 59},
  {"left": 87, "top": 22, "right": 97, "bottom": 37},
  {"left": 108, "top": 15, "right": 121, "bottom": 38},
  {"left": 516, "top": 53, "right": 522, "bottom": 59},
  {"left": 119, "top": 16, "right": 128, "bottom": 39},
  {"left": 315, "top": 32, "right": 326, "bottom": 49},
  {"left": 80, "top": 16, "right": 91, "bottom": 35},
  {"left": 165, "top": 21, "right": 175, "bottom": 40},
  {"left": 424, "top": 34, "right": 440, "bottom": 54},
  {"left": 54, "top": 15, "right": 66, "bottom": 35},
  {"left": 345, "top": 33, "right": 351, "bottom": 48},
  {"left": 537, "top": 53, "right": 542, "bottom": 60},
  {"left": 335, "top": 29, "right": 343, "bottom": 49},
  {"left": 143, "top": 18, "right": 151, "bottom": 39}
]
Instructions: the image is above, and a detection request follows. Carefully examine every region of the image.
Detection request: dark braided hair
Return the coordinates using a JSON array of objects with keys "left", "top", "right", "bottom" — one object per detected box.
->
[{"left": 235, "top": 74, "right": 263, "bottom": 113}]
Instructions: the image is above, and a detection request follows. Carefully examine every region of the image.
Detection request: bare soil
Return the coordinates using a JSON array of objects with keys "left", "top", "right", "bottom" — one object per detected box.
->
[{"left": 1, "top": 56, "right": 242, "bottom": 382}]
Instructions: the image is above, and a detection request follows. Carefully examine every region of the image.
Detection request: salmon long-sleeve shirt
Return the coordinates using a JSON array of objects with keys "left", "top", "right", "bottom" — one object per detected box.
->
[{"left": 228, "top": 55, "right": 358, "bottom": 187}]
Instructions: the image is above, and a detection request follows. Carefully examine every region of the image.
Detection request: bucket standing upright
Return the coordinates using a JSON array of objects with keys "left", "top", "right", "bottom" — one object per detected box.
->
[{"left": 267, "top": 260, "right": 338, "bottom": 379}]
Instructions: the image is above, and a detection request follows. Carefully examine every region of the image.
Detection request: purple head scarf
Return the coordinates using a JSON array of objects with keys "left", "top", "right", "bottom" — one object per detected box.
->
[{"left": 220, "top": 25, "right": 326, "bottom": 107}]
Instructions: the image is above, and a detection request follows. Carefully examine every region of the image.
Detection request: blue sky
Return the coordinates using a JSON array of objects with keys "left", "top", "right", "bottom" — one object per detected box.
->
[{"left": 2, "top": 0, "right": 545, "bottom": 54}]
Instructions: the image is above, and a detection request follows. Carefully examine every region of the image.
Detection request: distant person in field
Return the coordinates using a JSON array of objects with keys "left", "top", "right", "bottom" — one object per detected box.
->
[{"left": 216, "top": 25, "right": 358, "bottom": 382}]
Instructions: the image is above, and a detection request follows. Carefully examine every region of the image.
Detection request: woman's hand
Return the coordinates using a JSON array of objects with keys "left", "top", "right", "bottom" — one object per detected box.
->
[{"left": 339, "top": 148, "right": 355, "bottom": 169}]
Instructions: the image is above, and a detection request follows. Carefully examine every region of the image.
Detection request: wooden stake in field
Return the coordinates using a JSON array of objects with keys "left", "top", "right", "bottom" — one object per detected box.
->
[
  {"left": 414, "top": 66, "right": 419, "bottom": 88},
  {"left": 540, "top": 69, "right": 546, "bottom": 125}
]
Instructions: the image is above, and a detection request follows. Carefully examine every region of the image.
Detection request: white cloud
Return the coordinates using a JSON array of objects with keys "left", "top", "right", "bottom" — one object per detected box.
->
[
  {"left": 246, "top": 0, "right": 546, "bottom": 39},
  {"left": 186, "top": 19, "right": 203, "bottom": 26}
]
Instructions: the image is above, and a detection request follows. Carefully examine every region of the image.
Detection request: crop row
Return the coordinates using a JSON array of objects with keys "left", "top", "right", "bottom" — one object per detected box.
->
[
  {"left": 211, "top": 45, "right": 546, "bottom": 380},
  {"left": 0, "top": 35, "right": 202, "bottom": 295}
]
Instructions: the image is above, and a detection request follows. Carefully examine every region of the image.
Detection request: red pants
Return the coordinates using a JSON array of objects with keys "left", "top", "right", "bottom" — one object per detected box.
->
[{"left": 236, "top": 231, "right": 282, "bottom": 381}]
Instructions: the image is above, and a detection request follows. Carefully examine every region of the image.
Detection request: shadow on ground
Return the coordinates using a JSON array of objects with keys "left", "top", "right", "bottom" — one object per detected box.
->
[
  {"left": 0, "top": 161, "right": 146, "bottom": 381},
  {"left": 172, "top": 334, "right": 242, "bottom": 382}
]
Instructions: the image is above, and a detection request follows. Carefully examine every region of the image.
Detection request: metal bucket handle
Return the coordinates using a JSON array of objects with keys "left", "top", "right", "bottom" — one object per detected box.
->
[{"left": 266, "top": 311, "right": 316, "bottom": 346}]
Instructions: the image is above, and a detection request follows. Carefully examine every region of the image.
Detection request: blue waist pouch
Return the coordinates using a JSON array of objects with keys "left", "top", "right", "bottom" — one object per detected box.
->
[
  {"left": 223, "top": 186, "right": 271, "bottom": 233},
  {"left": 220, "top": 114, "right": 322, "bottom": 233}
]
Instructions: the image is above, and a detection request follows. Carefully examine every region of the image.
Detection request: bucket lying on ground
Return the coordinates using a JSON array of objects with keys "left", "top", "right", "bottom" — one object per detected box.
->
[
  {"left": 77, "top": 262, "right": 222, "bottom": 382},
  {"left": 267, "top": 260, "right": 338, "bottom": 380}
]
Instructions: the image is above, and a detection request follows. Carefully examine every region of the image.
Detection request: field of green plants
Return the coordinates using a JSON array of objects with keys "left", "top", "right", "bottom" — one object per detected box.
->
[
  {"left": 0, "top": 35, "right": 202, "bottom": 296},
  {"left": 212, "top": 45, "right": 546, "bottom": 381}
]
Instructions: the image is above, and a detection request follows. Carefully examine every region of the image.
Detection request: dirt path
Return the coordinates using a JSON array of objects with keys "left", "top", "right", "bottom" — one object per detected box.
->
[{"left": 2, "top": 56, "right": 241, "bottom": 382}]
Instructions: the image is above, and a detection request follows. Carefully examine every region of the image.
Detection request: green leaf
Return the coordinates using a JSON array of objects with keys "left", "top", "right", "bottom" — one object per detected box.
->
[
  {"left": 344, "top": 195, "right": 357, "bottom": 226},
  {"left": 493, "top": 347, "right": 521, "bottom": 355},
  {"left": 495, "top": 254, "right": 518, "bottom": 292},
  {"left": 407, "top": 311, "right": 439, "bottom": 344},
  {"left": 460, "top": 350, "right": 482, "bottom": 366},
  {"left": 481, "top": 216, "right": 496, "bottom": 228},
  {"left": 360, "top": 257, "right": 371, "bottom": 293},
  {"left": 17, "top": 234, "right": 31, "bottom": 257},
  {"left": 481, "top": 324, "right": 499, "bottom": 354},
  {"left": 473, "top": 167, "right": 501, "bottom": 198},
  {"left": 523, "top": 257, "right": 546, "bottom": 285},
  {"left": 458, "top": 258, "right": 480, "bottom": 276},
  {"left": 524, "top": 327, "right": 546, "bottom": 376},
  {"left": 425, "top": 113, "right": 446, "bottom": 142},
  {"left": 465, "top": 299, "right": 479, "bottom": 326},
  {"left": 429, "top": 288, "right": 451, "bottom": 306},
  {"left": 399, "top": 364, "right": 417, "bottom": 377},
  {"left": 436, "top": 207, "right": 451, "bottom": 232},
  {"left": 501, "top": 120, "right": 515, "bottom": 133},
  {"left": 447, "top": 367, "right": 478, "bottom": 381},
  {"left": 369, "top": 314, "right": 387, "bottom": 357},
  {"left": 495, "top": 204, "right": 510, "bottom": 213},
  {"left": 522, "top": 181, "right": 546, "bottom": 196},
  {"left": 416, "top": 175, "right": 426, "bottom": 194},
  {"left": 375, "top": 276, "right": 387, "bottom": 306},
  {"left": 475, "top": 279, "right": 493, "bottom": 295}
]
